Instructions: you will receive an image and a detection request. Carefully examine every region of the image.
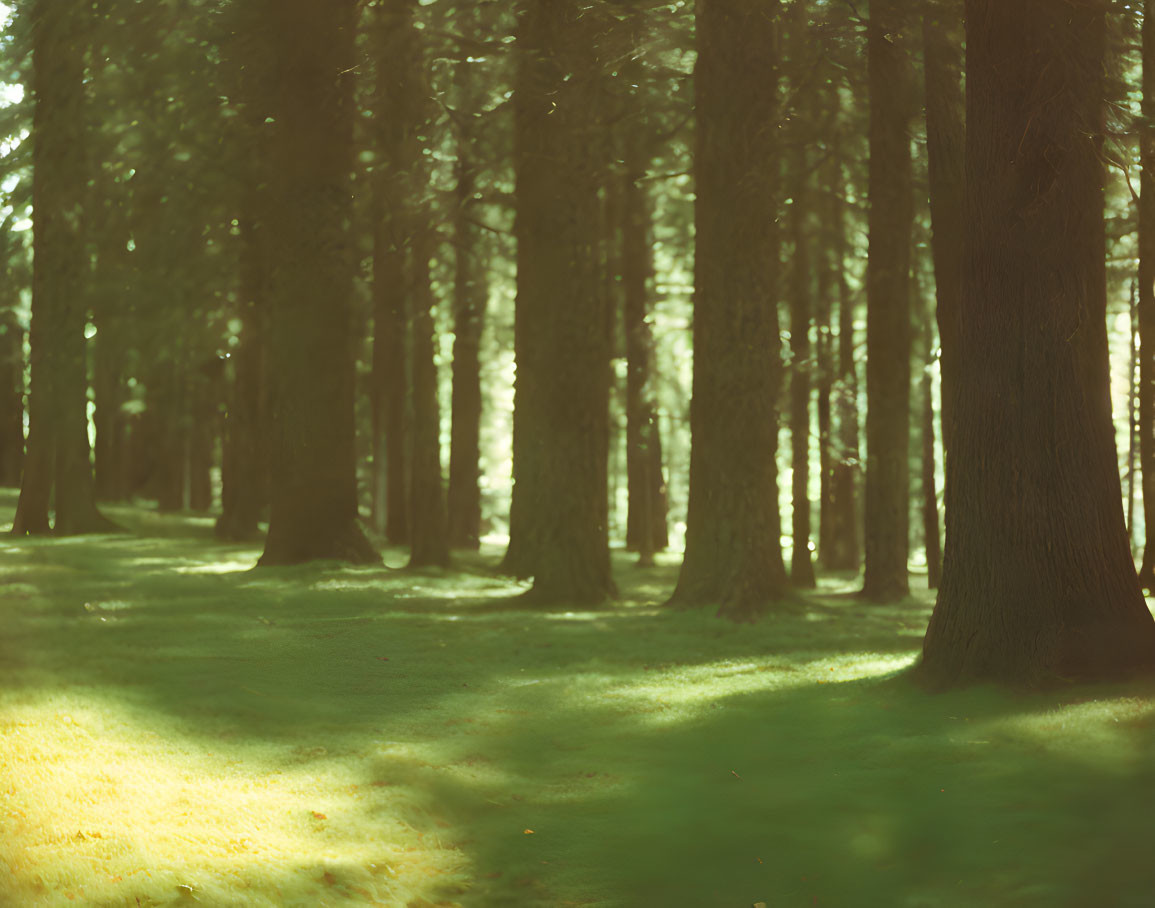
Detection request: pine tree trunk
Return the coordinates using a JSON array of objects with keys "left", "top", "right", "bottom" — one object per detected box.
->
[
  {"left": 508, "top": 0, "right": 615, "bottom": 604},
  {"left": 913, "top": 255, "right": 942, "bottom": 589},
  {"left": 14, "top": 0, "right": 114, "bottom": 537},
  {"left": 1139, "top": 0, "right": 1155, "bottom": 590},
  {"left": 258, "top": 0, "right": 377, "bottom": 567},
  {"left": 922, "top": 0, "right": 965, "bottom": 477},
  {"left": 788, "top": 139, "right": 816, "bottom": 589},
  {"left": 861, "top": 0, "right": 914, "bottom": 601},
  {"left": 0, "top": 306, "right": 23, "bottom": 488},
  {"left": 670, "top": 0, "right": 788, "bottom": 621},
  {"left": 920, "top": 0, "right": 1155, "bottom": 687}
]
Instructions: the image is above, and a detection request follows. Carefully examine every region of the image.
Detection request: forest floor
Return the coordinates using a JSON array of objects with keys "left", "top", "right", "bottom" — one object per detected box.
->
[{"left": 2, "top": 494, "right": 1155, "bottom": 907}]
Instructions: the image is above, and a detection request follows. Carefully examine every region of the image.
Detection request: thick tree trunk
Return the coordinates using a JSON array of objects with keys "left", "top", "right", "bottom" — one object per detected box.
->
[
  {"left": 922, "top": 0, "right": 965, "bottom": 477},
  {"left": 670, "top": 0, "right": 787, "bottom": 621},
  {"left": 258, "top": 0, "right": 377, "bottom": 567},
  {"left": 1139, "top": 0, "right": 1155, "bottom": 589},
  {"left": 446, "top": 138, "right": 487, "bottom": 551},
  {"left": 920, "top": 0, "right": 1155, "bottom": 688},
  {"left": 861, "top": 0, "right": 914, "bottom": 601},
  {"left": 14, "top": 0, "right": 115, "bottom": 537},
  {"left": 507, "top": 0, "right": 615, "bottom": 604}
]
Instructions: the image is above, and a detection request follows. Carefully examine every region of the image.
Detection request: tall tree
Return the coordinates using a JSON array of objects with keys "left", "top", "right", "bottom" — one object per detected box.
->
[
  {"left": 669, "top": 0, "right": 788, "bottom": 621},
  {"left": 922, "top": 0, "right": 964, "bottom": 474},
  {"left": 920, "top": 0, "right": 1155, "bottom": 687},
  {"left": 1139, "top": 0, "right": 1155, "bottom": 590},
  {"left": 258, "top": 0, "right": 377, "bottom": 566},
  {"left": 861, "top": 0, "right": 914, "bottom": 601},
  {"left": 12, "top": 0, "right": 115, "bottom": 536},
  {"left": 504, "top": 0, "right": 615, "bottom": 603},
  {"left": 0, "top": 222, "right": 24, "bottom": 488}
]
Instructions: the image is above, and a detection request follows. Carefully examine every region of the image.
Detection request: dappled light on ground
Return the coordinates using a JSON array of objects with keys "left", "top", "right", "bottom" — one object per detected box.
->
[{"left": 3, "top": 498, "right": 1155, "bottom": 905}]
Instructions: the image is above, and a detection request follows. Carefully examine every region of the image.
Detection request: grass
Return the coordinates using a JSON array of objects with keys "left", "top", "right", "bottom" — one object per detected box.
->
[{"left": 2, "top": 492, "right": 1155, "bottom": 906}]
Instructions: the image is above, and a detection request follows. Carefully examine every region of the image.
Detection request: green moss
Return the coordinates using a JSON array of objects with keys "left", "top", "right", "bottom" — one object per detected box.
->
[{"left": 2, "top": 493, "right": 1154, "bottom": 906}]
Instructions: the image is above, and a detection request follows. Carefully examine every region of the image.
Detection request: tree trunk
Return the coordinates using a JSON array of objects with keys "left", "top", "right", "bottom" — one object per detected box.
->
[
  {"left": 258, "top": 0, "right": 377, "bottom": 566},
  {"left": 920, "top": 0, "right": 1155, "bottom": 688},
  {"left": 446, "top": 125, "right": 487, "bottom": 551},
  {"left": 0, "top": 303, "right": 23, "bottom": 488},
  {"left": 507, "top": 0, "right": 615, "bottom": 604},
  {"left": 913, "top": 253, "right": 942, "bottom": 589},
  {"left": 922, "top": 0, "right": 965, "bottom": 477},
  {"left": 788, "top": 136, "right": 816, "bottom": 589},
  {"left": 1139, "top": 0, "right": 1155, "bottom": 589},
  {"left": 14, "top": 0, "right": 115, "bottom": 537},
  {"left": 670, "top": 0, "right": 788, "bottom": 621},
  {"left": 861, "top": 0, "right": 914, "bottom": 601}
]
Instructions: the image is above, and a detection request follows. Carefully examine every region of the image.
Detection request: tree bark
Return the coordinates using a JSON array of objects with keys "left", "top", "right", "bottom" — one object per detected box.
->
[
  {"left": 258, "top": 0, "right": 377, "bottom": 566},
  {"left": 920, "top": 0, "right": 1155, "bottom": 688},
  {"left": 922, "top": 0, "right": 964, "bottom": 478},
  {"left": 1139, "top": 0, "right": 1155, "bottom": 590},
  {"left": 861, "top": 0, "right": 914, "bottom": 601},
  {"left": 670, "top": 0, "right": 788, "bottom": 621},
  {"left": 506, "top": 0, "right": 615, "bottom": 604},
  {"left": 14, "top": 0, "right": 115, "bottom": 537}
]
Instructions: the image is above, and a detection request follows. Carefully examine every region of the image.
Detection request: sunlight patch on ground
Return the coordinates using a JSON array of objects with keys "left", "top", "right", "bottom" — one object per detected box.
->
[
  {"left": 173, "top": 558, "right": 258, "bottom": 575},
  {"left": 0, "top": 692, "right": 470, "bottom": 907},
  {"left": 991, "top": 696, "right": 1155, "bottom": 770}
]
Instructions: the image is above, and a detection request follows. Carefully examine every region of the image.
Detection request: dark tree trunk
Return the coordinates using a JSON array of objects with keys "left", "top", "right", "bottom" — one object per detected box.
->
[
  {"left": 408, "top": 225, "right": 450, "bottom": 568},
  {"left": 506, "top": 0, "right": 615, "bottom": 604},
  {"left": 258, "top": 0, "right": 377, "bottom": 567},
  {"left": 622, "top": 135, "right": 669, "bottom": 559},
  {"left": 922, "top": 0, "right": 965, "bottom": 476},
  {"left": 370, "top": 0, "right": 413, "bottom": 547},
  {"left": 148, "top": 366, "right": 187, "bottom": 512},
  {"left": 670, "top": 0, "right": 787, "bottom": 621},
  {"left": 446, "top": 126, "right": 487, "bottom": 551},
  {"left": 861, "top": 0, "right": 914, "bottom": 601},
  {"left": 0, "top": 305, "right": 23, "bottom": 488},
  {"left": 1139, "top": 0, "right": 1155, "bottom": 590},
  {"left": 788, "top": 139, "right": 816, "bottom": 589},
  {"left": 920, "top": 0, "right": 1155, "bottom": 688},
  {"left": 216, "top": 186, "right": 270, "bottom": 541},
  {"left": 14, "top": 0, "right": 115, "bottom": 537}
]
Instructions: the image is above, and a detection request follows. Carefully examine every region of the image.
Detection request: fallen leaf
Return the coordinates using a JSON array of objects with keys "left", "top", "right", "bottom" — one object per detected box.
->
[
  {"left": 523, "top": 829, "right": 535, "bottom": 835},
  {"left": 312, "top": 811, "right": 327, "bottom": 820}
]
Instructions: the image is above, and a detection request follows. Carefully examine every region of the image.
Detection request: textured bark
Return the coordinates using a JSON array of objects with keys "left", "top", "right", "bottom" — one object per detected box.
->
[
  {"left": 622, "top": 135, "right": 668, "bottom": 559},
  {"left": 258, "top": 0, "right": 377, "bottom": 566},
  {"left": 506, "top": 0, "right": 615, "bottom": 604},
  {"left": 370, "top": 0, "right": 413, "bottom": 546},
  {"left": 1139, "top": 0, "right": 1155, "bottom": 589},
  {"left": 446, "top": 124, "right": 487, "bottom": 551},
  {"left": 920, "top": 0, "right": 1155, "bottom": 688},
  {"left": 788, "top": 134, "right": 816, "bottom": 589},
  {"left": 922, "top": 0, "right": 964, "bottom": 476},
  {"left": 817, "top": 78, "right": 860, "bottom": 573},
  {"left": 670, "top": 0, "right": 788, "bottom": 621},
  {"left": 13, "top": 0, "right": 115, "bottom": 537},
  {"left": 0, "top": 304, "right": 23, "bottom": 488},
  {"left": 861, "top": 0, "right": 914, "bottom": 601}
]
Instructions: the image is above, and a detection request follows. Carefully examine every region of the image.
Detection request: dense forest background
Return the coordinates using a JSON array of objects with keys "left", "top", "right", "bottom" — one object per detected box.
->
[{"left": 4, "top": 0, "right": 1155, "bottom": 684}]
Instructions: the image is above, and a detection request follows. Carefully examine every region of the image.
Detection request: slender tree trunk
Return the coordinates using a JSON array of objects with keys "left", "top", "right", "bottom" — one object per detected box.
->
[
  {"left": 371, "top": 0, "right": 413, "bottom": 547},
  {"left": 1139, "top": 0, "right": 1155, "bottom": 589},
  {"left": 0, "top": 298, "right": 23, "bottom": 488},
  {"left": 788, "top": 140, "right": 816, "bottom": 588},
  {"left": 670, "top": 0, "right": 788, "bottom": 621},
  {"left": 14, "top": 0, "right": 114, "bottom": 537},
  {"left": 258, "top": 0, "right": 377, "bottom": 566},
  {"left": 920, "top": 0, "right": 1155, "bottom": 688},
  {"left": 913, "top": 254, "right": 942, "bottom": 588},
  {"left": 446, "top": 130, "right": 488, "bottom": 551},
  {"left": 922, "top": 0, "right": 965, "bottom": 476},
  {"left": 861, "top": 0, "right": 914, "bottom": 601}
]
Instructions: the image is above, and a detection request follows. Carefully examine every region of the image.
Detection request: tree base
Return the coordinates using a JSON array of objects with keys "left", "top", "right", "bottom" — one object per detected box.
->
[{"left": 258, "top": 522, "right": 380, "bottom": 567}]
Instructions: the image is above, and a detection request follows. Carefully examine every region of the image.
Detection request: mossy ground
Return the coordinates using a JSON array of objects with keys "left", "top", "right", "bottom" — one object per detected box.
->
[{"left": 2, "top": 491, "right": 1155, "bottom": 906}]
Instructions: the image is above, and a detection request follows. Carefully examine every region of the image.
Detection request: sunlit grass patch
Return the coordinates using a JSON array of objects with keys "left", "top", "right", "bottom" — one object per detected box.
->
[{"left": 0, "top": 692, "right": 469, "bottom": 907}]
